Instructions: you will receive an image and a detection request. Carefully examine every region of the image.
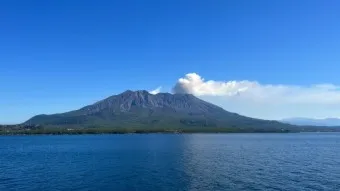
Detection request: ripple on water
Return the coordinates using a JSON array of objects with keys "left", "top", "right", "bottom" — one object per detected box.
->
[{"left": 1, "top": 133, "right": 340, "bottom": 191}]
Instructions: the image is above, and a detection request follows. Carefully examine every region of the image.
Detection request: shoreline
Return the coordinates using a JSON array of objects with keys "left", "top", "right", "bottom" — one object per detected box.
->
[
  {"left": 2, "top": 126, "right": 339, "bottom": 136},
  {"left": 1, "top": 130, "right": 336, "bottom": 136}
]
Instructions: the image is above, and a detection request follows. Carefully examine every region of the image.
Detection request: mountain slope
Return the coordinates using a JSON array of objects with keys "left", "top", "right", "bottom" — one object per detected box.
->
[{"left": 26, "top": 90, "right": 295, "bottom": 131}]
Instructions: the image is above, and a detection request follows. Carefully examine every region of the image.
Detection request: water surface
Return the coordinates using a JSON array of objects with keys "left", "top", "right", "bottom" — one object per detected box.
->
[{"left": 1, "top": 133, "right": 340, "bottom": 190}]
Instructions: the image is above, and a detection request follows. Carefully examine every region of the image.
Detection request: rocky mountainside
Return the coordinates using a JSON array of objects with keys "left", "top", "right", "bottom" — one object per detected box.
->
[
  {"left": 80, "top": 90, "right": 229, "bottom": 116},
  {"left": 26, "top": 90, "right": 295, "bottom": 131}
]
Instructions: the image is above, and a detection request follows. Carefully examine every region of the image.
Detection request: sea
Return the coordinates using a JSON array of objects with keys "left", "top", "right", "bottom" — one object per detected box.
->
[{"left": 1, "top": 133, "right": 339, "bottom": 191}]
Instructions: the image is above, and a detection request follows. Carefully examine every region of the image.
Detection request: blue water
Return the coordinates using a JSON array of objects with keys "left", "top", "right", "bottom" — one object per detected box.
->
[{"left": 1, "top": 133, "right": 340, "bottom": 191}]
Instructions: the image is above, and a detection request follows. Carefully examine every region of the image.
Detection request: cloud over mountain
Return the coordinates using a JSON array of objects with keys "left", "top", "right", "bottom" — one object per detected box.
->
[
  {"left": 149, "top": 86, "right": 162, "bottom": 95},
  {"left": 172, "top": 73, "right": 340, "bottom": 119}
]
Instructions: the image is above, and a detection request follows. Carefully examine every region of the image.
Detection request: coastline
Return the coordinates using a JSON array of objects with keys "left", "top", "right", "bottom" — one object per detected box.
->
[
  {"left": 0, "top": 128, "right": 291, "bottom": 135},
  {"left": 1, "top": 129, "right": 335, "bottom": 136}
]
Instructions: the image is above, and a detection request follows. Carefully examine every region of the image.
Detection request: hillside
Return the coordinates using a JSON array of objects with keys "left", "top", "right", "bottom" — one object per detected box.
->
[{"left": 22, "top": 90, "right": 304, "bottom": 132}]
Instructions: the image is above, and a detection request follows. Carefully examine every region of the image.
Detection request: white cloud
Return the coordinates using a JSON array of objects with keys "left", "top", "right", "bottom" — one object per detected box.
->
[
  {"left": 149, "top": 86, "right": 162, "bottom": 94},
  {"left": 172, "top": 73, "right": 340, "bottom": 120}
]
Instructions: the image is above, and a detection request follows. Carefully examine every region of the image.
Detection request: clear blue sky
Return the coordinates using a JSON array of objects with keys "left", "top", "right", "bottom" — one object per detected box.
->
[{"left": 1, "top": 0, "right": 340, "bottom": 123}]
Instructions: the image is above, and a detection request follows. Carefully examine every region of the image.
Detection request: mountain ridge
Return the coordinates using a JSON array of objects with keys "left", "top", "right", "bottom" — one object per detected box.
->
[{"left": 25, "top": 90, "right": 301, "bottom": 131}]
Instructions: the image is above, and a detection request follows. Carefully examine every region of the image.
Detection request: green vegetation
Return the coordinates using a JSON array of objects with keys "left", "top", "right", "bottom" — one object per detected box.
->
[
  {"left": 0, "top": 127, "right": 291, "bottom": 135},
  {"left": 1, "top": 124, "right": 339, "bottom": 135}
]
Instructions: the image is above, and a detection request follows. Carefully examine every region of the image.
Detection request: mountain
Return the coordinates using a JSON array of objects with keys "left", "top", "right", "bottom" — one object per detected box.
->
[
  {"left": 281, "top": 118, "right": 340, "bottom": 126},
  {"left": 25, "top": 90, "right": 302, "bottom": 132}
]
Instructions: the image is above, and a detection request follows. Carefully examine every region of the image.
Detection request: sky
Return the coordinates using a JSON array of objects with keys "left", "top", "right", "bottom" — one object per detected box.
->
[{"left": 1, "top": 0, "right": 340, "bottom": 124}]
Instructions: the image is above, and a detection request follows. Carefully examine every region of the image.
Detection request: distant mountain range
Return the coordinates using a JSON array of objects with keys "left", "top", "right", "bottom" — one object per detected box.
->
[
  {"left": 24, "top": 90, "right": 303, "bottom": 132},
  {"left": 281, "top": 118, "right": 340, "bottom": 126}
]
